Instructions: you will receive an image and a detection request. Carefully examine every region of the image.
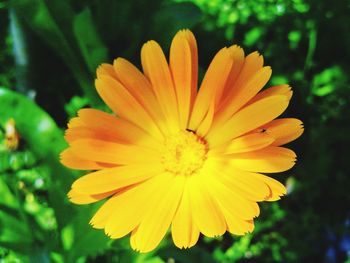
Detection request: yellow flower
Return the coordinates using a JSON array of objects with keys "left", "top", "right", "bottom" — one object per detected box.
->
[{"left": 60, "top": 29, "right": 303, "bottom": 252}]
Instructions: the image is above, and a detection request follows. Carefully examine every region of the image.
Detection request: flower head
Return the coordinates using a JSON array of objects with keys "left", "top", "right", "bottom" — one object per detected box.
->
[{"left": 61, "top": 29, "right": 303, "bottom": 252}]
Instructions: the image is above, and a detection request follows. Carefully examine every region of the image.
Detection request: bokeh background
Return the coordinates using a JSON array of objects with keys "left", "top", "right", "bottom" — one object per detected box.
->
[{"left": 0, "top": 0, "right": 350, "bottom": 262}]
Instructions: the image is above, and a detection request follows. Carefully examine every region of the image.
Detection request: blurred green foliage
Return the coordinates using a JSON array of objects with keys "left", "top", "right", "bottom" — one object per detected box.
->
[{"left": 0, "top": 0, "right": 350, "bottom": 262}]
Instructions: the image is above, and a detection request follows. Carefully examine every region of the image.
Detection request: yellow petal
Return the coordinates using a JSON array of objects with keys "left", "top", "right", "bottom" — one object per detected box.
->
[
  {"left": 211, "top": 132, "right": 274, "bottom": 155},
  {"left": 203, "top": 162, "right": 260, "bottom": 219},
  {"left": 188, "top": 47, "right": 233, "bottom": 130},
  {"left": 207, "top": 159, "right": 270, "bottom": 201},
  {"left": 130, "top": 227, "right": 138, "bottom": 249},
  {"left": 224, "top": 212, "right": 255, "bottom": 236},
  {"left": 260, "top": 118, "right": 304, "bottom": 146},
  {"left": 256, "top": 174, "right": 287, "bottom": 201},
  {"left": 235, "top": 172, "right": 286, "bottom": 201},
  {"left": 95, "top": 75, "right": 163, "bottom": 139},
  {"left": 183, "top": 30, "right": 198, "bottom": 109},
  {"left": 196, "top": 100, "right": 215, "bottom": 137},
  {"left": 70, "top": 139, "right": 161, "bottom": 165},
  {"left": 170, "top": 30, "right": 196, "bottom": 129},
  {"left": 90, "top": 174, "right": 164, "bottom": 229},
  {"left": 60, "top": 148, "right": 114, "bottom": 170},
  {"left": 104, "top": 174, "right": 170, "bottom": 239},
  {"left": 171, "top": 179, "right": 200, "bottom": 249},
  {"left": 68, "top": 188, "right": 117, "bottom": 204},
  {"left": 230, "top": 146, "right": 296, "bottom": 173},
  {"left": 188, "top": 174, "right": 226, "bottom": 237},
  {"left": 141, "top": 40, "right": 179, "bottom": 130},
  {"left": 71, "top": 164, "right": 163, "bottom": 195},
  {"left": 215, "top": 51, "right": 263, "bottom": 112},
  {"left": 208, "top": 95, "right": 289, "bottom": 147},
  {"left": 130, "top": 173, "right": 184, "bottom": 253},
  {"left": 113, "top": 58, "right": 168, "bottom": 133}
]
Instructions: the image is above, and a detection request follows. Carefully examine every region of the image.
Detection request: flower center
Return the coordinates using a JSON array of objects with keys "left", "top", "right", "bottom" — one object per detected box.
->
[{"left": 161, "top": 130, "right": 208, "bottom": 176}]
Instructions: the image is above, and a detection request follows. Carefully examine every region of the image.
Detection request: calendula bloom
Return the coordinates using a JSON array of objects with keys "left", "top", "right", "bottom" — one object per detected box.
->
[{"left": 61, "top": 29, "right": 303, "bottom": 252}]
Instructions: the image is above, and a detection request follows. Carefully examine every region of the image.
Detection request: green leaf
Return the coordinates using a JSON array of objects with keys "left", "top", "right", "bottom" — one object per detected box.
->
[
  {"left": 0, "top": 205, "right": 33, "bottom": 254},
  {"left": 12, "top": 0, "right": 72, "bottom": 60},
  {"left": 12, "top": 0, "right": 99, "bottom": 104},
  {"left": 63, "top": 205, "right": 110, "bottom": 262},
  {"left": 0, "top": 88, "right": 64, "bottom": 160},
  {"left": 0, "top": 177, "right": 17, "bottom": 208},
  {"left": 0, "top": 88, "right": 109, "bottom": 260},
  {"left": 73, "top": 8, "right": 108, "bottom": 74}
]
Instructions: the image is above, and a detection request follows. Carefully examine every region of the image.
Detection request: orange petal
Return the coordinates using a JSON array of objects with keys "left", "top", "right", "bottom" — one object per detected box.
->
[
  {"left": 96, "top": 63, "right": 117, "bottom": 78},
  {"left": 260, "top": 118, "right": 304, "bottom": 146},
  {"left": 67, "top": 117, "right": 85, "bottom": 129},
  {"left": 213, "top": 65, "right": 271, "bottom": 129},
  {"left": 65, "top": 126, "right": 122, "bottom": 144},
  {"left": 247, "top": 84, "right": 293, "bottom": 106},
  {"left": 188, "top": 47, "right": 233, "bottom": 130},
  {"left": 221, "top": 45, "right": 245, "bottom": 99},
  {"left": 60, "top": 148, "right": 114, "bottom": 170},
  {"left": 213, "top": 51, "right": 264, "bottom": 121},
  {"left": 69, "top": 139, "right": 161, "bottom": 165},
  {"left": 71, "top": 164, "right": 163, "bottom": 195},
  {"left": 141, "top": 40, "right": 179, "bottom": 131},
  {"left": 170, "top": 30, "right": 197, "bottom": 129},
  {"left": 235, "top": 51, "right": 264, "bottom": 84},
  {"left": 66, "top": 109, "right": 160, "bottom": 149},
  {"left": 113, "top": 58, "right": 168, "bottom": 133},
  {"left": 95, "top": 75, "right": 163, "bottom": 139},
  {"left": 208, "top": 95, "right": 289, "bottom": 148}
]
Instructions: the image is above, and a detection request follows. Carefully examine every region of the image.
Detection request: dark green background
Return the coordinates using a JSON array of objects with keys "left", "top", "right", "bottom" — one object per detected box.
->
[{"left": 0, "top": 0, "right": 349, "bottom": 262}]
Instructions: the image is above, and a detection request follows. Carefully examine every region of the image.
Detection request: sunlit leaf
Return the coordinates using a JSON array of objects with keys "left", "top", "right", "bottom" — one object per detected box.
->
[
  {"left": 0, "top": 88, "right": 110, "bottom": 260},
  {"left": 13, "top": 0, "right": 99, "bottom": 104}
]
